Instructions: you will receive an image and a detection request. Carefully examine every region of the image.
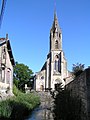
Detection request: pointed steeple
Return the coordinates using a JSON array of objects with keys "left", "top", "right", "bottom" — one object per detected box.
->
[
  {"left": 51, "top": 9, "right": 61, "bottom": 34},
  {"left": 54, "top": 9, "right": 57, "bottom": 21},
  {"left": 54, "top": 0, "right": 57, "bottom": 20},
  {"left": 50, "top": 1, "right": 61, "bottom": 33},
  {"left": 50, "top": 4, "right": 62, "bottom": 51},
  {"left": 50, "top": 0, "right": 61, "bottom": 32}
]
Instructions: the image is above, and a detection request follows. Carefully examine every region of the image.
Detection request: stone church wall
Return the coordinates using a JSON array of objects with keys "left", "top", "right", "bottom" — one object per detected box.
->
[
  {"left": 35, "top": 70, "right": 46, "bottom": 91},
  {"left": 66, "top": 68, "right": 90, "bottom": 120}
]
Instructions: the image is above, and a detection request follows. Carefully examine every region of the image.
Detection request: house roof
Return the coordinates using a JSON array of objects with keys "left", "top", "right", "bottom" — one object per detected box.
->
[{"left": 0, "top": 38, "right": 15, "bottom": 66}]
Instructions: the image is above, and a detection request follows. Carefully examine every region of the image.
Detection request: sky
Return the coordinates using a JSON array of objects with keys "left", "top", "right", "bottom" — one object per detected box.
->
[{"left": 0, "top": 0, "right": 90, "bottom": 73}]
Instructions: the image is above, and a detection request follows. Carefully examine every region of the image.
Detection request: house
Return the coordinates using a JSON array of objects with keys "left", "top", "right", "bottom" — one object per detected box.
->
[{"left": 0, "top": 34, "right": 15, "bottom": 97}]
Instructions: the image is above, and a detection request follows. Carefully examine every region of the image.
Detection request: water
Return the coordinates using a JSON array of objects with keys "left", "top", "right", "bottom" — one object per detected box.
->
[{"left": 25, "top": 92, "right": 54, "bottom": 120}]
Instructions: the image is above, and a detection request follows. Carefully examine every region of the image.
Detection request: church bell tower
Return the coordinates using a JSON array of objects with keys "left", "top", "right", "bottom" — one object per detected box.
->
[
  {"left": 35, "top": 7, "right": 69, "bottom": 91},
  {"left": 46, "top": 11, "right": 67, "bottom": 90}
]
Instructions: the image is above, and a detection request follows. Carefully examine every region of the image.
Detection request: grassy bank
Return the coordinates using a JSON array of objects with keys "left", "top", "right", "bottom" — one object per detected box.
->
[{"left": 0, "top": 85, "right": 40, "bottom": 120}]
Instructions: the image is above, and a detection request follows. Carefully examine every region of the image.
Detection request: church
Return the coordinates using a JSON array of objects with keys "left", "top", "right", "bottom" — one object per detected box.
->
[{"left": 34, "top": 11, "right": 72, "bottom": 91}]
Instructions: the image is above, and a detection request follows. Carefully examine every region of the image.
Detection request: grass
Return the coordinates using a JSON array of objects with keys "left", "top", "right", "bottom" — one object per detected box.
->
[{"left": 0, "top": 85, "right": 40, "bottom": 120}]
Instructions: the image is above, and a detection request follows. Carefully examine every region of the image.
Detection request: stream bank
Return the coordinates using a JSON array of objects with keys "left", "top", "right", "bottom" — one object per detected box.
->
[{"left": 25, "top": 91, "right": 55, "bottom": 120}]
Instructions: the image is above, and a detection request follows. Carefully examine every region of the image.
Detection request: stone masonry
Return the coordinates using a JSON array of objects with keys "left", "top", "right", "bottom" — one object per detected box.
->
[{"left": 66, "top": 67, "right": 90, "bottom": 120}]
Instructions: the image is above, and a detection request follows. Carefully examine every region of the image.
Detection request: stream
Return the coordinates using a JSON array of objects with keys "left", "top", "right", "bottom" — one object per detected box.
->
[{"left": 25, "top": 92, "right": 55, "bottom": 120}]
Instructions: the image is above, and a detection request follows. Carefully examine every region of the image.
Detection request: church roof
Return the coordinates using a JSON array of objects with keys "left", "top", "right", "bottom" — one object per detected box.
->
[{"left": 41, "top": 62, "right": 46, "bottom": 71}]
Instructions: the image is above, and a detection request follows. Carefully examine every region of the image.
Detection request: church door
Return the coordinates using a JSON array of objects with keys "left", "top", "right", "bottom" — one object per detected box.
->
[{"left": 40, "top": 85, "right": 44, "bottom": 91}]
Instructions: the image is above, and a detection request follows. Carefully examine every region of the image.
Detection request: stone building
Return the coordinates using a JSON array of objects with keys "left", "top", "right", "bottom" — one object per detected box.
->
[
  {"left": 34, "top": 12, "right": 72, "bottom": 91},
  {"left": 0, "top": 34, "right": 15, "bottom": 97},
  {"left": 66, "top": 67, "right": 90, "bottom": 120}
]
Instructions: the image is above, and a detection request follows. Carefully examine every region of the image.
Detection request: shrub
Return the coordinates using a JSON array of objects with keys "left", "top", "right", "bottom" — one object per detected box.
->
[
  {"left": 0, "top": 85, "right": 40, "bottom": 120},
  {"left": 0, "top": 99, "right": 12, "bottom": 118},
  {"left": 13, "top": 84, "right": 22, "bottom": 96}
]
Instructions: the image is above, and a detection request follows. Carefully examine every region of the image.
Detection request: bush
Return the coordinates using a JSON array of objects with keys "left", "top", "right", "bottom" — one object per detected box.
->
[
  {"left": 13, "top": 84, "right": 22, "bottom": 96},
  {"left": 0, "top": 99, "right": 12, "bottom": 118},
  {"left": 0, "top": 85, "right": 40, "bottom": 120},
  {"left": 13, "top": 85, "right": 40, "bottom": 110}
]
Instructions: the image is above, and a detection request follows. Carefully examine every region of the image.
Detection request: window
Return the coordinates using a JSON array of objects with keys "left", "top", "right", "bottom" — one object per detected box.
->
[
  {"left": 55, "top": 60, "right": 58, "bottom": 71},
  {"left": 7, "top": 70, "right": 10, "bottom": 84},
  {"left": 56, "top": 32, "right": 58, "bottom": 37},
  {"left": 59, "top": 33, "right": 61, "bottom": 38},
  {"left": 55, "top": 40, "right": 59, "bottom": 49},
  {"left": 54, "top": 55, "right": 61, "bottom": 73},
  {"left": 54, "top": 55, "right": 59, "bottom": 72},
  {"left": 55, "top": 28, "right": 58, "bottom": 32},
  {"left": 41, "top": 76, "right": 44, "bottom": 80},
  {"left": 2, "top": 46, "right": 6, "bottom": 59}
]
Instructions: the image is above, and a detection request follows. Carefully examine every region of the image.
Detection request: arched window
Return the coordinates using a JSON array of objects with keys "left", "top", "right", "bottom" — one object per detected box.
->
[
  {"left": 54, "top": 55, "right": 60, "bottom": 72},
  {"left": 55, "top": 40, "right": 59, "bottom": 49},
  {"left": 55, "top": 60, "right": 58, "bottom": 71},
  {"left": 59, "top": 33, "right": 61, "bottom": 38}
]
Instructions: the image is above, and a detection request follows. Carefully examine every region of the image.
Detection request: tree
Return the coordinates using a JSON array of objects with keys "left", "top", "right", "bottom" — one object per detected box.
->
[
  {"left": 13, "top": 62, "right": 33, "bottom": 92},
  {"left": 72, "top": 63, "right": 84, "bottom": 77}
]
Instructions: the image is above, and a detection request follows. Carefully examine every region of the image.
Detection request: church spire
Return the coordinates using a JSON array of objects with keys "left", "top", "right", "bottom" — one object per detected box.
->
[
  {"left": 54, "top": 0, "right": 57, "bottom": 20},
  {"left": 54, "top": 9, "right": 57, "bottom": 21},
  {"left": 50, "top": 0, "right": 62, "bottom": 32},
  {"left": 50, "top": 1, "right": 62, "bottom": 51},
  {"left": 51, "top": 5, "right": 61, "bottom": 33}
]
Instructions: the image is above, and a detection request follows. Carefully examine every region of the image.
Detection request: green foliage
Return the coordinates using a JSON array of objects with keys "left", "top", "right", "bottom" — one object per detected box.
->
[
  {"left": 10, "top": 93, "right": 40, "bottom": 120},
  {"left": 53, "top": 89, "right": 82, "bottom": 120},
  {"left": 13, "top": 62, "right": 33, "bottom": 92},
  {"left": 72, "top": 63, "right": 84, "bottom": 77},
  {"left": 0, "top": 86, "right": 40, "bottom": 120},
  {"left": 0, "top": 99, "right": 12, "bottom": 118},
  {"left": 13, "top": 84, "right": 22, "bottom": 96},
  {"left": 13, "top": 85, "right": 40, "bottom": 110}
]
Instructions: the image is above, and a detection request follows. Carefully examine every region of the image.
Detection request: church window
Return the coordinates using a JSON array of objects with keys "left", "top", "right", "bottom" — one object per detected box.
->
[
  {"left": 55, "top": 60, "right": 58, "bottom": 71},
  {"left": 55, "top": 40, "right": 59, "bottom": 49},
  {"left": 59, "top": 33, "right": 61, "bottom": 38},
  {"left": 56, "top": 28, "right": 57, "bottom": 32},
  {"left": 55, "top": 23, "right": 57, "bottom": 27},
  {"left": 54, "top": 55, "right": 61, "bottom": 73},
  {"left": 56, "top": 32, "right": 58, "bottom": 37},
  {"left": 54, "top": 55, "right": 60, "bottom": 72},
  {"left": 53, "top": 31, "right": 55, "bottom": 38},
  {"left": 41, "top": 76, "right": 44, "bottom": 80}
]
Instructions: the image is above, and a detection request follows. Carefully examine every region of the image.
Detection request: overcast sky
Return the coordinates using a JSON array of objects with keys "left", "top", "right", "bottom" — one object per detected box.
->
[{"left": 0, "top": 0, "right": 90, "bottom": 73}]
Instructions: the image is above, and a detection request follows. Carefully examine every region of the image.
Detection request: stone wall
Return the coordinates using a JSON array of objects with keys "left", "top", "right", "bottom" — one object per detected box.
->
[
  {"left": 86, "top": 68, "right": 90, "bottom": 119},
  {"left": 66, "top": 68, "right": 90, "bottom": 120},
  {"left": 35, "top": 70, "right": 46, "bottom": 91}
]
